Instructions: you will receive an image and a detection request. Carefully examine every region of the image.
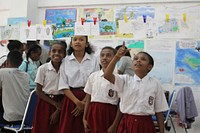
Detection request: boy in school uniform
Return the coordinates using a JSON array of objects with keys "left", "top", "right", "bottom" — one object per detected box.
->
[
  {"left": 0, "top": 50, "right": 30, "bottom": 125},
  {"left": 104, "top": 43, "right": 168, "bottom": 133}
]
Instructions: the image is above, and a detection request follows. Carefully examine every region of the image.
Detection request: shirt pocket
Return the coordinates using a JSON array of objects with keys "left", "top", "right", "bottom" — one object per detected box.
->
[{"left": 142, "top": 94, "right": 155, "bottom": 112}]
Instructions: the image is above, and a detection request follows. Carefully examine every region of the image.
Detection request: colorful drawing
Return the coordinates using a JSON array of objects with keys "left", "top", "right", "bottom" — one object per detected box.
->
[
  {"left": 20, "top": 26, "right": 37, "bottom": 41},
  {"left": 99, "top": 22, "right": 116, "bottom": 35},
  {"left": 1, "top": 25, "right": 20, "bottom": 40},
  {"left": 175, "top": 40, "right": 200, "bottom": 85},
  {"left": 115, "top": 6, "right": 155, "bottom": 38},
  {"left": 52, "top": 24, "right": 74, "bottom": 39},
  {"left": 45, "top": 8, "right": 77, "bottom": 24},
  {"left": 158, "top": 18, "right": 179, "bottom": 34},
  {"left": 7, "top": 17, "right": 28, "bottom": 25},
  {"left": 117, "top": 40, "right": 144, "bottom": 57},
  {"left": 36, "top": 25, "right": 53, "bottom": 40},
  {"left": 74, "top": 22, "right": 90, "bottom": 36},
  {"left": 79, "top": 8, "right": 114, "bottom": 22}
]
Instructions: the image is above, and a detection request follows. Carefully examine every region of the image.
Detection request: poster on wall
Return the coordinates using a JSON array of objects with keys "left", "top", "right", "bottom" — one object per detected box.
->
[
  {"left": 79, "top": 8, "right": 114, "bottom": 22},
  {"left": 115, "top": 6, "right": 155, "bottom": 38},
  {"left": 99, "top": 22, "right": 116, "bottom": 35},
  {"left": 45, "top": 8, "right": 77, "bottom": 24},
  {"left": 52, "top": 23, "right": 74, "bottom": 39},
  {"left": 155, "top": 4, "right": 200, "bottom": 38},
  {"left": 175, "top": 40, "right": 200, "bottom": 85},
  {"left": 117, "top": 40, "right": 144, "bottom": 58},
  {"left": 1, "top": 25, "right": 20, "bottom": 40},
  {"left": 36, "top": 25, "right": 53, "bottom": 40},
  {"left": 145, "top": 40, "right": 175, "bottom": 84},
  {"left": 7, "top": 17, "right": 28, "bottom": 25}
]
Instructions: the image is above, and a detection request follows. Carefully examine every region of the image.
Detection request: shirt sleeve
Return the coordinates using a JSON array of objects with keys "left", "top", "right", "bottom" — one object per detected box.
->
[
  {"left": 114, "top": 74, "right": 126, "bottom": 94},
  {"left": 84, "top": 73, "right": 94, "bottom": 95},
  {"left": 154, "top": 82, "right": 169, "bottom": 113},
  {"left": 18, "top": 61, "right": 26, "bottom": 71},
  {"left": 35, "top": 65, "right": 45, "bottom": 86},
  {"left": 58, "top": 61, "right": 69, "bottom": 90}
]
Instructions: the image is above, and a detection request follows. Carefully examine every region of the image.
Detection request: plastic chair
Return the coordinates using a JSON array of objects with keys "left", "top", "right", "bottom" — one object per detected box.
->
[
  {"left": 152, "top": 90, "right": 176, "bottom": 133},
  {"left": 3, "top": 90, "right": 38, "bottom": 133}
]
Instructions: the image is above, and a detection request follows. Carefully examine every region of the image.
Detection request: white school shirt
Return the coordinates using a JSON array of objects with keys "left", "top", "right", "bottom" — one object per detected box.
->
[
  {"left": 114, "top": 74, "right": 168, "bottom": 115},
  {"left": 0, "top": 68, "right": 30, "bottom": 121},
  {"left": 35, "top": 61, "right": 63, "bottom": 95},
  {"left": 84, "top": 70, "right": 119, "bottom": 105},
  {"left": 59, "top": 53, "right": 100, "bottom": 90}
]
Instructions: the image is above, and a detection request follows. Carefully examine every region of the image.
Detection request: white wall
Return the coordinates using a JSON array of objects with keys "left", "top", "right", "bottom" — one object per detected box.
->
[
  {"left": 0, "top": 0, "right": 28, "bottom": 26},
  {"left": 27, "top": 0, "right": 38, "bottom": 24},
  {"left": 37, "top": 0, "right": 200, "bottom": 7}
]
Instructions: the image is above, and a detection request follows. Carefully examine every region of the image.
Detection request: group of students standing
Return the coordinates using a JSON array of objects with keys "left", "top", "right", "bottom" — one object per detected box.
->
[{"left": 0, "top": 35, "right": 168, "bottom": 133}]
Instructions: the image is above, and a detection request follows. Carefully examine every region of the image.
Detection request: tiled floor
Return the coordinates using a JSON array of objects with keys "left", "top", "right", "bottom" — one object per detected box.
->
[{"left": 165, "top": 116, "right": 200, "bottom": 133}]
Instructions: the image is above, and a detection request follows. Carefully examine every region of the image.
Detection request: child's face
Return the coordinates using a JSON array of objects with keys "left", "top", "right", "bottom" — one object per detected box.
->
[
  {"left": 31, "top": 49, "right": 41, "bottom": 61},
  {"left": 71, "top": 36, "right": 88, "bottom": 52},
  {"left": 49, "top": 44, "right": 66, "bottom": 63},
  {"left": 132, "top": 53, "right": 152, "bottom": 73},
  {"left": 100, "top": 48, "right": 115, "bottom": 69}
]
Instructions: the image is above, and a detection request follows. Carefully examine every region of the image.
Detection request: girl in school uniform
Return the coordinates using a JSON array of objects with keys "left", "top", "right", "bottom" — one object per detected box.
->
[
  {"left": 31, "top": 41, "right": 67, "bottom": 133},
  {"left": 83, "top": 46, "right": 122, "bottom": 133},
  {"left": 104, "top": 43, "right": 168, "bottom": 133},
  {"left": 19, "top": 44, "right": 42, "bottom": 91},
  {"left": 58, "top": 35, "right": 100, "bottom": 133}
]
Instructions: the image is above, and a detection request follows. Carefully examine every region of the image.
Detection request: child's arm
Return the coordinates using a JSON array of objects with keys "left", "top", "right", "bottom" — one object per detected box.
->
[
  {"left": 83, "top": 94, "right": 91, "bottom": 133},
  {"left": 104, "top": 42, "right": 127, "bottom": 84},
  {"left": 155, "top": 112, "right": 165, "bottom": 133},
  {"left": 36, "top": 83, "right": 61, "bottom": 110},
  {"left": 107, "top": 108, "right": 123, "bottom": 133},
  {"left": 64, "top": 89, "right": 85, "bottom": 116}
]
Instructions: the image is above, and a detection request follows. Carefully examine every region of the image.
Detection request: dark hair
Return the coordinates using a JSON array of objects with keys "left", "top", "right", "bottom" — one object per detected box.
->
[
  {"left": 26, "top": 41, "right": 37, "bottom": 49},
  {"left": 26, "top": 44, "right": 41, "bottom": 61},
  {"left": 7, "top": 50, "right": 23, "bottom": 67},
  {"left": 101, "top": 46, "right": 116, "bottom": 55},
  {"left": 115, "top": 45, "right": 131, "bottom": 57},
  {"left": 50, "top": 40, "right": 67, "bottom": 51},
  {"left": 137, "top": 51, "right": 154, "bottom": 67},
  {"left": 7, "top": 40, "right": 23, "bottom": 51},
  {"left": 67, "top": 36, "right": 94, "bottom": 55}
]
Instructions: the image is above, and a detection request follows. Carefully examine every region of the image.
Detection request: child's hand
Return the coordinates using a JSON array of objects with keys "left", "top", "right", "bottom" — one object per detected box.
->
[
  {"left": 107, "top": 124, "right": 117, "bottom": 133},
  {"left": 54, "top": 101, "right": 62, "bottom": 110},
  {"left": 50, "top": 109, "right": 60, "bottom": 125},
  {"left": 116, "top": 41, "right": 129, "bottom": 58},
  {"left": 71, "top": 100, "right": 85, "bottom": 116},
  {"left": 83, "top": 119, "right": 90, "bottom": 133}
]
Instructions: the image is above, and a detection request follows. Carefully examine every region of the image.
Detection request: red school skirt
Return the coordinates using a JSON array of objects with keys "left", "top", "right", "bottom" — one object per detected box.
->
[
  {"left": 117, "top": 114, "right": 156, "bottom": 133},
  {"left": 58, "top": 89, "right": 86, "bottom": 133},
  {"left": 31, "top": 95, "right": 63, "bottom": 133},
  {"left": 87, "top": 102, "right": 118, "bottom": 133}
]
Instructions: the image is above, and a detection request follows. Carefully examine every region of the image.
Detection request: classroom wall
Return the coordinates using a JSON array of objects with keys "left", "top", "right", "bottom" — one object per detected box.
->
[
  {"left": 0, "top": 0, "right": 28, "bottom": 26},
  {"left": 1, "top": 0, "right": 200, "bottom": 132}
]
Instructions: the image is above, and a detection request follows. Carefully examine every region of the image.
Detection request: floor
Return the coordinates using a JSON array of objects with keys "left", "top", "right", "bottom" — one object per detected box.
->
[{"left": 165, "top": 115, "right": 200, "bottom": 133}]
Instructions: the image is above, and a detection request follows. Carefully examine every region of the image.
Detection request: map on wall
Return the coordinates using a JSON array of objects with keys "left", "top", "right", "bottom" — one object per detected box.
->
[
  {"left": 45, "top": 8, "right": 77, "bottom": 24},
  {"left": 175, "top": 40, "right": 200, "bottom": 85}
]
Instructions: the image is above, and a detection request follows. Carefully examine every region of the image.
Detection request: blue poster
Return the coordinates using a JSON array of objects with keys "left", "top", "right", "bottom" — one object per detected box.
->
[
  {"left": 175, "top": 41, "right": 200, "bottom": 85},
  {"left": 45, "top": 8, "right": 77, "bottom": 24},
  {"left": 7, "top": 17, "right": 28, "bottom": 25}
]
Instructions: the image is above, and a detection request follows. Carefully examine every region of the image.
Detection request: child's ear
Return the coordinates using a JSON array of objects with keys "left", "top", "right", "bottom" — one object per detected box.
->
[
  {"left": 148, "top": 65, "right": 153, "bottom": 71},
  {"left": 86, "top": 42, "right": 89, "bottom": 47}
]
